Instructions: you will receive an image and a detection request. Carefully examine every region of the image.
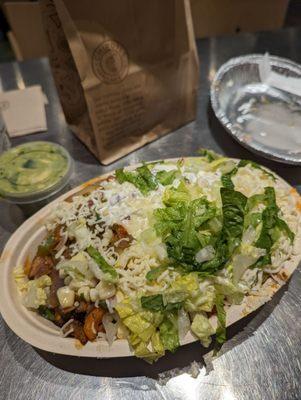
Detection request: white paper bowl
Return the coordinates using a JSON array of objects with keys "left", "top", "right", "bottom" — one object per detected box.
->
[{"left": 0, "top": 162, "right": 300, "bottom": 359}]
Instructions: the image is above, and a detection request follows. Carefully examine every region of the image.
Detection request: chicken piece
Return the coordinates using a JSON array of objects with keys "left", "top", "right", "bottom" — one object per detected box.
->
[
  {"left": 62, "top": 247, "right": 73, "bottom": 260},
  {"left": 29, "top": 255, "right": 54, "bottom": 279},
  {"left": 60, "top": 306, "right": 76, "bottom": 315},
  {"left": 111, "top": 224, "right": 132, "bottom": 249},
  {"left": 37, "top": 225, "right": 64, "bottom": 257},
  {"left": 53, "top": 225, "right": 62, "bottom": 246},
  {"left": 83, "top": 307, "right": 105, "bottom": 341},
  {"left": 71, "top": 320, "right": 88, "bottom": 345},
  {"left": 54, "top": 310, "right": 65, "bottom": 327},
  {"left": 75, "top": 301, "right": 89, "bottom": 314},
  {"left": 48, "top": 269, "right": 64, "bottom": 308},
  {"left": 74, "top": 301, "right": 95, "bottom": 324}
]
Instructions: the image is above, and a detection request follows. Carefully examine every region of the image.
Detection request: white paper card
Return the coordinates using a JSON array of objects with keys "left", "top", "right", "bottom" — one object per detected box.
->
[
  {"left": 0, "top": 85, "right": 48, "bottom": 137},
  {"left": 259, "top": 53, "right": 301, "bottom": 97}
]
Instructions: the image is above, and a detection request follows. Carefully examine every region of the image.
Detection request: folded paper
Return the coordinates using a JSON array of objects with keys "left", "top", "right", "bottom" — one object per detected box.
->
[{"left": 0, "top": 85, "right": 48, "bottom": 137}]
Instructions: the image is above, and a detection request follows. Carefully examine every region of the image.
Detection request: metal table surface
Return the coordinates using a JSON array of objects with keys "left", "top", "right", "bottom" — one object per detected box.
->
[{"left": 1, "top": 27, "right": 301, "bottom": 400}]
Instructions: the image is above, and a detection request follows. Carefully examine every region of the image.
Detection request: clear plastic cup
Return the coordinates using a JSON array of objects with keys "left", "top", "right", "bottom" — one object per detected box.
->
[
  {"left": 0, "top": 111, "right": 11, "bottom": 154},
  {"left": 0, "top": 141, "right": 73, "bottom": 216}
]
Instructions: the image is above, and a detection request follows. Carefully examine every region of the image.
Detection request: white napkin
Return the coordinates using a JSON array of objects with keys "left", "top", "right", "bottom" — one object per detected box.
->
[
  {"left": 259, "top": 53, "right": 301, "bottom": 97},
  {"left": 0, "top": 85, "right": 48, "bottom": 137}
]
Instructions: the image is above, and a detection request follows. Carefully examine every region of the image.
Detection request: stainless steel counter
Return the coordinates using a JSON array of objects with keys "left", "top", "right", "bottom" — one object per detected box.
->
[{"left": 1, "top": 27, "right": 301, "bottom": 400}]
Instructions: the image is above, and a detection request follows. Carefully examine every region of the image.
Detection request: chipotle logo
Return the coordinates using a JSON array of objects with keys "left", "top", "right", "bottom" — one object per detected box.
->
[{"left": 92, "top": 40, "right": 129, "bottom": 84}]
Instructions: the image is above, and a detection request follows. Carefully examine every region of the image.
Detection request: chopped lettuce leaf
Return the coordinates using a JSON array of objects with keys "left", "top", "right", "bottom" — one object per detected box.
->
[
  {"left": 159, "top": 312, "right": 179, "bottom": 352},
  {"left": 13, "top": 266, "right": 29, "bottom": 292},
  {"left": 232, "top": 244, "right": 266, "bottom": 283},
  {"left": 146, "top": 265, "right": 168, "bottom": 282},
  {"left": 133, "top": 331, "right": 165, "bottom": 363},
  {"left": 210, "top": 159, "right": 236, "bottom": 174},
  {"left": 221, "top": 188, "right": 247, "bottom": 251},
  {"left": 162, "top": 181, "right": 190, "bottom": 206},
  {"left": 221, "top": 160, "right": 275, "bottom": 190},
  {"left": 140, "top": 228, "right": 158, "bottom": 244},
  {"left": 178, "top": 308, "right": 190, "bottom": 340},
  {"left": 195, "top": 245, "right": 215, "bottom": 263},
  {"left": 237, "top": 160, "right": 276, "bottom": 181},
  {"left": 191, "top": 313, "right": 215, "bottom": 347},
  {"left": 256, "top": 188, "right": 278, "bottom": 251},
  {"left": 154, "top": 184, "right": 218, "bottom": 270},
  {"left": 215, "top": 294, "right": 226, "bottom": 345},
  {"left": 165, "top": 302, "right": 183, "bottom": 311},
  {"left": 156, "top": 170, "right": 178, "bottom": 186},
  {"left": 115, "top": 165, "right": 157, "bottom": 195},
  {"left": 185, "top": 285, "right": 215, "bottom": 313},
  {"left": 244, "top": 212, "right": 262, "bottom": 228},
  {"left": 200, "top": 188, "right": 247, "bottom": 274},
  {"left": 276, "top": 218, "right": 294, "bottom": 243},
  {"left": 141, "top": 294, "right": 183, "bottom": 312},
  {"left": 114, "top": 300, "right": 134, "bottom": 319},
  {"left": 198, "top": 148, "right": 222, "bottom": 162},
  {"left": 22, "top": 275, "right": 52, "bottom": 309},
  {"left": 116, "top": 162, "right": 178, "bottom": 195},
  {"left": 116, "top": 299, "right": 166, "bottom": 361},
  {"left": 156, "top": 185, "right": 248, "bottom": 279},
  {"left": 168, "top": 274, "right": 215, "bottom": 313},
  {"left": 136, "top": 165, "right": 158, "bottom": 191},
  {"left": 214, "top": 277, "right": 244, "bottom": 304},
  {"left": 254, "top": 187, "right": 294, "bottom": 268},
  {"left": 246, "top": 193, "right": 266, "bottom": 213},
  {"left": 123, "top": 314, "right": 155, "bottom": 342},
  {"left": 171, "top": 273, "right": 199, "bottom": 296},
  {"left": 57, "top": 252, "right": 95, "bottom": 288},
  {"left": 164, "top": 289, "right": 187, "bottom": 304},
  {"left": 86, "top": 246, "right": 118, "bottom": 283},
  {"left": 151, "top": 331, "right": 165, "bottom": 354},
  {"left": 141, "top": 294, "right": 164, "bottom": 311},
  {"left": 221, "top": 170, "right": 236, "bottom": 189}
]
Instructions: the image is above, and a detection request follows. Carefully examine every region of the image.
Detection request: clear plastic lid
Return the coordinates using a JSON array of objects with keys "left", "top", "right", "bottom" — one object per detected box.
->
[{"left": 0, "top": 141, "right": 73, "bottom": 204}]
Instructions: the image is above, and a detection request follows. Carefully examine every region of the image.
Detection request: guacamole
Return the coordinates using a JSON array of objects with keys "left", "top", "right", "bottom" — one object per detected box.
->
[{"left": 0, "top": 141, "right": 70, "bottom": 198}]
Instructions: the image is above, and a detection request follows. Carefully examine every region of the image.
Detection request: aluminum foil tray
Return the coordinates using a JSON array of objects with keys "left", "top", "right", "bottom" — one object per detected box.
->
[{"left": 211, "top": 54, "right": 301, "bottom": 164}]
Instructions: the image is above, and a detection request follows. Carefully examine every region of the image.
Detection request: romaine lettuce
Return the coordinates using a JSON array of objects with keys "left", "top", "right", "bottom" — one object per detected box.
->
[
  {"left": 115, "top": 163, "right": 178, "bottom": 195},
  {"left": 141, "top": 294, "right": 164, "bottom": 311},
  {"left": 116, "top": 298, "right": 179, "bottom": 361},
  {"left": 221, "top": 160, "right": 275, "bottom": 189},
  {"left": 159, "top": 312, "right": 180, "bottom": 352},
  {"left": 146, "top": 265, "right": 168, "bottom": 282},
  {"left": 154, "top": 184, "right": 218, "bottom": 270},
  {"left": 22, "top": 275, "right": 52, "bottom": 309},
  {"left": 191, "top": 313, "right": 215, "bottom": 347},
  {"left": 198, "top": 148, "right": 221, "bottom": 162},
  {"left": 254, "top": 187, "right": 294, "bottom": 268},
  {"left": 214, "top": 276, "right": 244, "bottom": 304},
  {"left": 200, "top": 188, "right": 247, "bottom": 274},
  {"left": 156, "top": 170, "right": 178, "bottom": 186},
  {"left": 87, "top": 246, "right": 118, "bottom": 283},
  {"left": 215, "top": 294, "right": 226, "bottom": 345},
  {"left": 115, "top": 165, "right": 157, "bottom": 195}
]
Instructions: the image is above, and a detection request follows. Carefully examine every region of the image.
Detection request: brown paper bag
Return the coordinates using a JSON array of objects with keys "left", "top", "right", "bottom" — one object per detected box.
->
[{"left": 40, "top": 0, "right": 199, "bottom": 164}]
